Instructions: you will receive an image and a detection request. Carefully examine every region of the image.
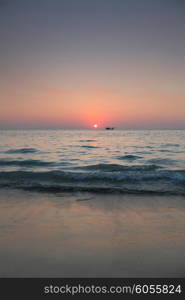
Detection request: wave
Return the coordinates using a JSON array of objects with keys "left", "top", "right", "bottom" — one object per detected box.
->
[
  {"left": 157, "top": 149, "right": 185, "bottom": 154},
  {"left": 1, "top": 184, "right": 183, "bottom": 196},
  {"left": 160, "top": 143, "right": 180, "bottom": 147},
  {"left": 157, "top": 149, "right": 176, "bottom": 153},
  {"left": 77, "top": 163, "right": 161, "bottom": 172},
  {"left": 0, "top": 168, "right": 184, "bottom": 195},
  {"left": 131, "top": 145, "right": 154, "bottom": 149},
  {"left": 79, "top": 140, "right": 96, "bottom": 142},
  {"left": 0, "top": 169, "right": 184, "bottom": 182},
  {"left": 135, "top": 151, "right": 152, "bottom": 155},
  {"left": 117, "top": 154, "right": 142, "bottom": 161},
  {"left": 147, "top": 158, "right": 178, "bottom": 165},
  {"left": 81, "top": 145, "right": 100, "bottom": 149},
  {"left": 5, "top": 148, "right": 39, "bottom": 154},
  {"left": 0, "top": 159, "right": 54, "bottom": 167},
  {"left": 68, "top": 145, "right": 99, "bottom": 149}
]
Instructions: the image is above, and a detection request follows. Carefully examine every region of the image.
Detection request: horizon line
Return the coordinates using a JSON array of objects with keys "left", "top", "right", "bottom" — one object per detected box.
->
[{"left": 0, "top": 127, "right": 185, "bottom": 131}]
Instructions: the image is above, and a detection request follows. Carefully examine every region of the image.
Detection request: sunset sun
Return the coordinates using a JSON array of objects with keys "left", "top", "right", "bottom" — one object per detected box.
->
[{"left": 93, "top": 124, "right": 98, "bottom": 128}]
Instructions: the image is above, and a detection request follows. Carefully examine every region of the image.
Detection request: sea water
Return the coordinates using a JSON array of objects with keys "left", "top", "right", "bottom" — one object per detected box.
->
[{"left": 0, "top": 129, "right": 185, "bottom": 195}]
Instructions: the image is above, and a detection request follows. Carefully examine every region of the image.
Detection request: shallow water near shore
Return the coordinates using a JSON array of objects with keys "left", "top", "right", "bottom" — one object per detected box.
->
[{"left": 0, "top": 189, "right": 185, "bottom": 277}]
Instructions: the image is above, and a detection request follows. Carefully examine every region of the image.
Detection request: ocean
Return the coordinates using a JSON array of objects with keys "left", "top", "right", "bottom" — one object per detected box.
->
[
  {"left": 0, "top": 129, "right": 185, "bottom": 196},
  {"left": 0, "top": 130, "right": 185, "bottom": 277}
]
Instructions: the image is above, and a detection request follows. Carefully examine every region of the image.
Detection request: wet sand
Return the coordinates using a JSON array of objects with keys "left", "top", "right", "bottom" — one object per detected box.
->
[{"left": 0, "top": 188, "right": 185, "bottom": 277}]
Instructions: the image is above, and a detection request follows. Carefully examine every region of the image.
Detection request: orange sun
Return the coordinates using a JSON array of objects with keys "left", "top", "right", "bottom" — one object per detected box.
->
[{"left": 93, "top": 124, "right": 98, "bottom": 128}]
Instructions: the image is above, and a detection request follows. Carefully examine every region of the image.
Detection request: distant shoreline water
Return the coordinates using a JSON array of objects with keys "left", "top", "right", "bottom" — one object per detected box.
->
[{"left": 0, "top": 130, "right": 185, "bottom": 196}]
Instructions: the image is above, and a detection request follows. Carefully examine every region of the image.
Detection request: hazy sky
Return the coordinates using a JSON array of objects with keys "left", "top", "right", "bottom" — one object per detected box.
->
[{"left": 0, "top": 0, "right": 185, "bottom": 129}]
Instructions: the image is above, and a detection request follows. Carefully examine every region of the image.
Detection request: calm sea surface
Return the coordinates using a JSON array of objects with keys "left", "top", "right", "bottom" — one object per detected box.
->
[{"left": 0, "top": 130, "right": 185, "bottom": 195}]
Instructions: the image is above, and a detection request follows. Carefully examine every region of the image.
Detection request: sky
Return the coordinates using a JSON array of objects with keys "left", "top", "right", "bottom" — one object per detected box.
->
[{"left": 0, "top": 0, "right": 185, "bottom": 129}]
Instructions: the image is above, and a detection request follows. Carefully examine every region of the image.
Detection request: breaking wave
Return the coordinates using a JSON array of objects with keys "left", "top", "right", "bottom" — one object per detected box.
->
[{"left": 0, "top": 166, "right": 184, "bottom": 195}]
